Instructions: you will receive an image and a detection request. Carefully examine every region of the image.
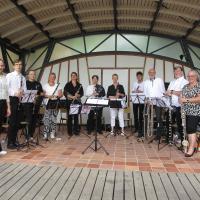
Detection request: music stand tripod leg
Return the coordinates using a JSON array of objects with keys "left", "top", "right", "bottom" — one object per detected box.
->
[{"left": 82, "top": 108, "right": 109, "bottom": 155}]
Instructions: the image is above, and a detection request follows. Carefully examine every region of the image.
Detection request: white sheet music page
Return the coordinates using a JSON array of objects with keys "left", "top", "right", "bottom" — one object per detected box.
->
[
  {"left": 21, "top": 90, "right": 37, "bottom": 103},
  {"left": 130, "top": 93, "right": 145, "bottom": 104}
]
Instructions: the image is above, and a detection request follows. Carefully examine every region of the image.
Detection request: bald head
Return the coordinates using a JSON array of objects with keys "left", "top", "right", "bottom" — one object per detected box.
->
[{"left": 148, "top": 68, "right": 156, "bottom": 79}]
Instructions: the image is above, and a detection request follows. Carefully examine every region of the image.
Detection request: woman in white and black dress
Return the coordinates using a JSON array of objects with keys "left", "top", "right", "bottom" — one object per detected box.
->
[
  {"left": 43, "top": 73, "right": 62, "bottom": 139},
  {"left": 180, "top": 70, "right": 200, "bottom": 157}
]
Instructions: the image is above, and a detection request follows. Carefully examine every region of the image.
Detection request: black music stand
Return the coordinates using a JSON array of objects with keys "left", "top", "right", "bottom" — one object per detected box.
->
[
  {"left": 127, "top": 93, "right": 145, "bottom": 139},
  {"left": 18, "top": 90, "right": 38, "bottom": 151},
  {"left": 82, "top": 98, "right": 109, "bottom": 155},
  {"left": 68, "top": 102, "right": 91, "bottom": 139},
  {"left": 147, "top": 97, "right": 172, "bottom": 151}
]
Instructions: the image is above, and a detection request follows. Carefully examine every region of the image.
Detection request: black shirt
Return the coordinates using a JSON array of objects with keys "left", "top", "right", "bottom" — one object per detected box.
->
[
  {"left": 24, "top": 80, "right": 43, "bottom": 106},
  {"left": 107, "top": 84, "right": 125, "bottom": 98},
  {"left": 94, "top": 84, "right": 105, "bottom": 97},
  {"left": 64, "top": 81, "right": 84, "bottom": 104},
  {"left": 26, "top": 80, "right": 43, "bottom": 95}
]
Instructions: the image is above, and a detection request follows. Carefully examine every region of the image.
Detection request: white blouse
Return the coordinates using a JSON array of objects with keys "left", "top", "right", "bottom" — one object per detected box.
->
[{"left": 0, "top": 73, "right": 9, "bottom": 101}]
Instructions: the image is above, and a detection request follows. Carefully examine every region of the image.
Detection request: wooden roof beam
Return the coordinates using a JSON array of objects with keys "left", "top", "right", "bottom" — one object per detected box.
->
[
  {"left": 149, "top": 0, "right": 164, "bottom": 32},
  {"left": 65, "top": 0, "right": 85, "bottom": 33},
  {"left": 9, "top": 0, "right": 51, "bottom": 40}
]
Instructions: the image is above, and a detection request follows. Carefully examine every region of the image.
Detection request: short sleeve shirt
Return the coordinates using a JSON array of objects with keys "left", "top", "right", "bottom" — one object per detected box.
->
[{"left": 182, "top": 83, "right": 200, "bottom": 116}]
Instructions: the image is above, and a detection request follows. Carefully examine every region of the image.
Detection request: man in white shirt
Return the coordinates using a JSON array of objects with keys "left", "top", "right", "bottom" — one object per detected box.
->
[
  {"left": 144, "top": 68, "right": 165, "bottom": 98},
  {"left": 0, "top": 59, "right": 10, "bottom": 155},
  {"left": 166, "top": 65, "right": 188, "bottom": 143},
  {"left": 132, "top": 71, "right": 144, "bottom": 137},
  {"left": 144, "top": 68, "right": 166, "bottom": 139},
  {"left": 6, "top": 59, "right": 26, "bottom": 149}
]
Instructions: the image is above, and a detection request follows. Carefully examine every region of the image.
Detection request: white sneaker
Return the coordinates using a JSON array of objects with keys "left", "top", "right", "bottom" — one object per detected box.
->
[
  {"left": 43, "top": 133, "right": 47, "bottom": 140},
  {"left": 0, "top": 151, "right": 7, "bottom": 155},
  {"left": 110, "top": 131, "right": 114, "bottom": 135},
  {"left": 50, "top": 133, "right": 55, "bottom": 139},
  {"left": 121, "top": 132, "right": 125, "bottom": 136}
]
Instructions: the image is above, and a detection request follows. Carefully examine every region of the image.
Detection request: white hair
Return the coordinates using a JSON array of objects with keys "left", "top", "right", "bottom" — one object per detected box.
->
[{"left": 188, "top": 69, "right": 200, "bottom": 82}]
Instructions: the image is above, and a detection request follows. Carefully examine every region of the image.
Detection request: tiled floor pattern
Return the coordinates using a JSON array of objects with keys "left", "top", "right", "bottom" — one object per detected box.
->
[{"left": 0, "top": 129, "right": 200, "bottom": 173}]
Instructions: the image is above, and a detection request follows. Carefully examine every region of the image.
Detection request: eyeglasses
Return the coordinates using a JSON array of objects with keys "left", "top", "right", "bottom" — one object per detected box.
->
[{"left": 187, "top": 75, "right": 196, "bottom": 77}]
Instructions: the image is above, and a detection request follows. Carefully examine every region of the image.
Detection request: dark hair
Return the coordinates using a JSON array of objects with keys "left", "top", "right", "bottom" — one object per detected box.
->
[
  {"left": 27, "top": 70, "right": 35, "bottom": 75},
  {"left": 92, "top": 75, "right": 99, "bottom": 80},
  {"left": 174, "top": 65, "right": 183, "bottom": 71},
  {"left": 13, "top": 59, "right": 22, "bottom": 65},
  {"left": 112, "top": 73, "right": 118, "bottom": 78},
  {"left": 71, "top": 72, "right": 78, "bottom": 77},
  {"left": 136, "top": 71, "right": 143, "bottom": 76}
]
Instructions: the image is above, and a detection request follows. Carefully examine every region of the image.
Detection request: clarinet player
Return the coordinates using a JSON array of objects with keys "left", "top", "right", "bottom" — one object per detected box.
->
[
  {"left": 64, "top": 72, "right": 84, "bottom": 136},
  {"left": 6, "top": 59, "right": 26, "bottom": 149},
  {"left": 86, "top": 75, "right": 105, "bottom": 134},
  {"left": 180, "top": 70, "right": 200, "bottom": 157}
]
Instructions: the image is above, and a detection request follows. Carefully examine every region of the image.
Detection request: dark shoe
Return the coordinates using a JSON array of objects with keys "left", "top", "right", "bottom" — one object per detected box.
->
[
  {"left": 97, "top": 131, "right": 103, "bottom": 134},
  {"left": 7, "top": 143, "right": 17, "bottom": 150},
  {"left": 185, "top": 148, "right": 198, "bottom": 157},
  {"left": 74, "top": 131, "right": 79, "bottom": 136},
  {"left": 137, "top": 137, "right": 144, "bottom": 142},
  {"left": 87, "top": 131, "right": 92, "bottom": 135},
  {"left": 68, "top": 132, "right": 73, "bottom": 137}
]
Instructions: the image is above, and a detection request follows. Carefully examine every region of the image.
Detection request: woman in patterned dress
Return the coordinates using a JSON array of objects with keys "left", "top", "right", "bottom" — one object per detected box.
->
[{"left": 180, "top": 70, "right": 200, "bottom": 157}]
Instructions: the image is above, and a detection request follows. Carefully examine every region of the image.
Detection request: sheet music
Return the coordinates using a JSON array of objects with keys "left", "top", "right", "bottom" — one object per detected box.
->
[
  {"left": 86, "top": 98, "right": 109, "bottom": 106},
  {"left": 149, "top": 97, "right": 172, "bottom": 109},
  {"left": 21, "top": 90, "right": 37, "bottom": 103},
  {"left": 130, "top": 93, "right": 145, "bottom": 104}
]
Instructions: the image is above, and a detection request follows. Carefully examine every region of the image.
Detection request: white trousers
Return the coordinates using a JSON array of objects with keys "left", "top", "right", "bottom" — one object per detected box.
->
[{"left": 110, "top": 108, "right": 124, "bottom": 128}]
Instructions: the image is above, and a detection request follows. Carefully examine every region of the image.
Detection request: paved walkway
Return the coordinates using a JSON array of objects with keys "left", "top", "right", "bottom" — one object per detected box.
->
[{"left": 0, "top": 130, "right": 200, "bottom": 173}]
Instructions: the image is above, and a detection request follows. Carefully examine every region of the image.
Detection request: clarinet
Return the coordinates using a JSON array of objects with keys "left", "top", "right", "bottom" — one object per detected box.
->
[
  {"left": 181, "top": 105, "right": 188, "bottom": 153},
  {"left": 94, "top": 84, "right": 102, "bottom": 97},
  {"left": 71, "top": 84, "right": 82, "bottom": 104},
  {"left": 168, "top": 91, "right": 173, "bottom": 145},
  {"left": 32, "top": 84, "right": 38, "bottom": 114}
]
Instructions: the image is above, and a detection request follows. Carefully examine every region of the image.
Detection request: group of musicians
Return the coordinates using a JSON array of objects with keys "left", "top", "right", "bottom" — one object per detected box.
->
[{"left": 0, "top": 58, "right": 200, "bottom": 158}]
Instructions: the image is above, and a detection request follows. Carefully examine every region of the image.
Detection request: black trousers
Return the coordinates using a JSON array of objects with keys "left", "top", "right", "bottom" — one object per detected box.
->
[
  {"left": 0, "top": 100, "right": 7, "bottom": 151},
  {"left": 172, "top": 107, "right": 183, "bottom": 140},
  {"left": 87, "top": 108, "right": 103, "bottom": 132},
  {"left": 132, "top": 103, "right": 144, "bottom": 136},
  {"left": 66, "top": 105, "right": 79, "bottom": 135},
  {"left": 155, "top": 106, "right": 164, "bottom": 138},
  {"left": 8, "top": 97, "right": 20, "bottom": 145},
  {"left": 22, "top": 103, "right": 38, "bottom": 137}
]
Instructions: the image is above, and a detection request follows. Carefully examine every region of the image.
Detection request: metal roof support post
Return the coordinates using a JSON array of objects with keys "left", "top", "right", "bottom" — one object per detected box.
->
[
  {"left": 38, "top": 39, "right": 55, "bottom": 81},
  {"left": 1, "top": 44, "right": 10, "bottom": 73},
  {"left": 180, "top": 39, "right": 194, "bottom": 68}
]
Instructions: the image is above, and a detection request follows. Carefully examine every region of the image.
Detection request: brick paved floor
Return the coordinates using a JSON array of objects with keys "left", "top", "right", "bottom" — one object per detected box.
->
[{"left": 0, "top": 129, "right": 200, "bottom": 173}]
